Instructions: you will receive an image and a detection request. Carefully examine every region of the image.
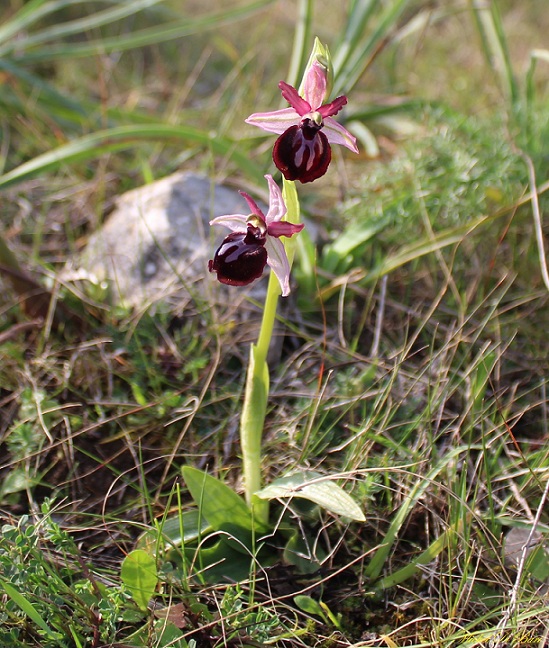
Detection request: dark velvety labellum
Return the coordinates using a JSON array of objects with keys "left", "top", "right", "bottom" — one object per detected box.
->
[
  {"left": 208, "top": 227, "right": 267, "bottom": 286},
  {"left": 273, "top": 123, "right": 331, "bottom": 183}
]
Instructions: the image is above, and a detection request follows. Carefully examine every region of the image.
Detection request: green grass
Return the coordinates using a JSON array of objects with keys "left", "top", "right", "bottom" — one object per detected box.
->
[{"left": 1, "top": 0, "right": 549, "bottom": 646}]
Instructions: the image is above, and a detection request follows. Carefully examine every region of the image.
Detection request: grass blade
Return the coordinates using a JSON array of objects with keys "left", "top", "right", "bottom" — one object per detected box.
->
[
  {"left": 332, "top": 0, "right": 411, "bottom": 96},
  {"left": 374, "top": 520, "right": 464, "bottom": 591},
  {"left": 6, "top": 0, "right": 274, "bottom": 63},
  {"left": 469, "top": 0, "right": 518, "bottom": 107},
  {"left": 0, "top": 580, "right": 57, "bottom": 638},
  {"left": 332, "top": 0, "right": 379, "bottom": 81},
  {"left": 0, "top": 124, "right": 263, "bottom": 190},
  {"left": 0, "top": 0, "right": 82, "bottom": 44},
  {"left": 286, "top": 0, "right": 313, "bottom": 89},
  {"left": 361, "top": 214, "right": 490, "bottom": 283},
  {"left": 365, "top": 446, "right": 474, "bottom": 582},
  {"left": 0, "top": 58, "right": 87, "bottom": 124},
  {"left": 0, "top": 0, "right": 167, "bottom": 54}
]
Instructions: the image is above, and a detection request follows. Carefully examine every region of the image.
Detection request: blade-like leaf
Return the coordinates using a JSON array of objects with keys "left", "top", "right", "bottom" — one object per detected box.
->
[
  {"left": 0, "top": 0, "right": 165, "bottom": 54},
  {"left": 137, "top": 510, "right": 212, "bottom": 553},
  {"left": 374, "top": 520, "right": 463, "bottom": 591},
  {"left": 365, "top": 446, "right": 475, "bottom": 582},
  {"left": 184, "top": 537, "right": 255, "bottom": 583},
  {"left": 332, "top": 0, "right": 379, "bottom": 82},
  {"left": 294, "top": 594, "right": 326, "bottom": 617},
  {"left": 283, "top": 530, "right": 324, "bottom": 573},
  {"left": 286, "top": 0, "right": 313, "bottom": 89},
  {"left": 0, "top": 579, "right": 57, "bottom": 638},
  {"left": 0, "top": 58, "right": 87, "bottom": 121},
  {"left": 0, "top": 0, "right": 79, "bottom": 45},
  {"left": 321, "top": 217, "right": 388, "bottom": 274},
  {"left": 182, "top": 466, "right": 268, "bottom": 533},
  {"left": 0, "top": 124, "right": 262, "bottom": 190},
  {"left": 5, "top": 0, "right": 274, "bottom": 63},
  {"left": 282, "top": 177, "right": 301, "bottom": 265},
  {"left": 256, "top": 471, "right": 365, "bottom": 522},
  {"left": 332, "top": 0, "right": 411, "bottom": 96}
]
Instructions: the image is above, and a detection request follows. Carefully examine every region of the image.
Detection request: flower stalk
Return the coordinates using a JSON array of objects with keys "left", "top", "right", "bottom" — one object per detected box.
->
[
  {"left": 240, "top": 178, "right": 300, "bottom": 524},
  {"left": 208, "top": 38, "right": 357, "bottom": 527}
]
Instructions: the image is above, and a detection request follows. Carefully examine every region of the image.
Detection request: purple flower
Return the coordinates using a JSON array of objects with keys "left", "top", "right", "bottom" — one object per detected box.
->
[
  {"left": 245, "top": 60, "right": 359, "bottom": 183},
  {"left": 208, "top": 175, "right": 304, "bottom": 296}
]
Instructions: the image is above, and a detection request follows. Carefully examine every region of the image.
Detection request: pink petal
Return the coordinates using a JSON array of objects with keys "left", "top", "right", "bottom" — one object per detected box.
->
[
  {"left": 323, "top": 117, "right": 359, "bottom": 153},
  {"left": 209, "top": 213, "right": 249, "bottom": 232},
  {"left": 239, "top": 191, "right": 264, "bottom": 219},
  {"left": 265, "top": 237, "right": 291, "bottom": 297},
  {"left": 268, "top": 221, "right": 304, "bottom": 238},
  {"left": 302, "top": 60, "right": 327, "bottom": 111},
  {"left": 278, "top": 81, "right": 311, "bottom": 116},
  {"left": 245, "top": 108, "right": 300, "bottom": 135},
  {"left": 264, "top": 174, "right": 287, "bottom": 224},
  {"left": 318, "top": 95, "right": 347, "bottom": 118}
]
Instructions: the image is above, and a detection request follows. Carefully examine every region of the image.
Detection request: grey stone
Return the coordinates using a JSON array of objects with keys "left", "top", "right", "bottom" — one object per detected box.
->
[
  {"left": 504, "top": 526, "right": 549, "bottom": 591},
  {"left": 70, "top": 172, "right": 270, "bottom": 310}
]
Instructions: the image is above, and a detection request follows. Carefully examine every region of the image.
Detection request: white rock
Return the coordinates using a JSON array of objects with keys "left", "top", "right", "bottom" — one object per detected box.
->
[{"left": 73, "top": 172, "right": 269, "bottom": 310}]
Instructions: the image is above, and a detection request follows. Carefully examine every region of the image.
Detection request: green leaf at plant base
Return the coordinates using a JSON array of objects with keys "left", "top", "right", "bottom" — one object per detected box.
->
[
  {"left": 184, "top": 537, "right": 259, "bottom": 583},
  {"left": 504, "top": 526, "right": 549, "bottom": 584},
  {"left": 283, "top": 530, "right": 325, "bottom": 574},
  {"left": 255, "top": 471, "right": 365, "bottom": 522},
  {"left": 125, "top": 618, "right": 188, "bottom": 648},
  {"left": 182, "top": 466, "right": 269, "bottom": 534},
  {"left": 294, "top": 595, "right": 342, "bottom": 629},
  {"left": 137, "top": 510, "right": 212, "bottom": 554},
  {"left": 0, "top": 466, "right": 38, "bottom": 497},
  {"left": 294, "top": 594, "right": 327, "bottom": 620},
  {"left": 526, "top": 544, "right": 549, "bottom": 583},
  {"left": 121, "top": 549, "right": 158, "bottom": 612}
]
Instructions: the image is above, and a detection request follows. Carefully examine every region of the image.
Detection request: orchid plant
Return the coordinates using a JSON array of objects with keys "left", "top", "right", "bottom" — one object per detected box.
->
[{"left": 159, "top": 39, "right": 363, "bottom": 582}]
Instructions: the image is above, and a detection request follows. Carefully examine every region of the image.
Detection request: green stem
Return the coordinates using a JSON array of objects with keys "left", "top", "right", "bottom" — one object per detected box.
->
[
  {"left": 240, "top": 272, "right": 280, "bottom": 524},
  {"left": 240, "top": 179, "right": 300, "bottom": 525},
  {"left": 254, "top": 272, "right": 281, "bottom": 368}
]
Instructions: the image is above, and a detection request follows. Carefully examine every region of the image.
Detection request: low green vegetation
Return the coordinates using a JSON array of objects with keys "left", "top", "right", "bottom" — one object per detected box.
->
[{"left": 1, "top": 1, "right": 548, "bottom": 646}]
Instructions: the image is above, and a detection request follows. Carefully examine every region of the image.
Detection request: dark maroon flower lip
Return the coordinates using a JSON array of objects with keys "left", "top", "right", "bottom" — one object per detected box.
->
[
  {"left": 273, "top": 123, "right": 331, "bottom": 183},
  {"left": 208, "top": 225, "right": 267, "bottom": 287}
]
